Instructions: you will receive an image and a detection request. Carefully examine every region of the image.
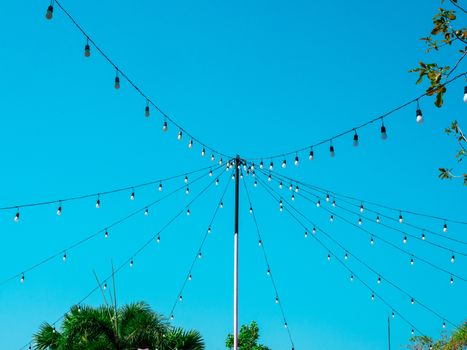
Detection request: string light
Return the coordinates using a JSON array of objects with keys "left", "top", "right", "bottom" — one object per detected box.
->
[
  {"left": 326, "top": 194, "right": 330, "bottom": 202},
  {"left": 254, "top": 180, "right": 258, "bottom": 187},
  {"left": 186, "top": 208, "right": 191, "bottom": 216},
  {"left": 416, "top": 100, "right": 423, "bottom": 124},
  {"left": 275, "top": 296, "right": 279, "bottom": 304},
  {"left": 103, "top": 283, "right": 107, "bottom": 290},
  {"left": 130, "top": 191, "right": 135, "bottom": 201},
  {"left": 267, "top": 268, "right": 271, "bottom": 275},
  {"left": 201, "top": 148, "right": 206, "bottom": 157},
  {"left": 443, "top": 223, "right": 448, "bottom": 233},
  {"left": 249, "top": 207, "right": 253, "bottom": 214},
  {"left": 209, "top": 170, "right": 213, "bottom": 177},
  {"left": 376, "top": 216, "right": 380, "bottom": 223},
  {"left": 350, "top": 274, "right": 354, "bottom": 281},
  {"left": 216, "top": 179, "right": 219, "bottom": 186},
  {"left": 145, "top": 102, "right": 150, "bottom": 117},
  {"left": 269, "top": 162, "right": 274, "bottom": 171},
  {"left": 329, "top": 141, "right": 335, "bottom": 157},
  {"left": 332, "top": 200, "right": 336, "bottom": 207},
  {"left": 294, "top": 155, "right": 299, "bottom": 166},
  {"left": 371, "top": 292, "right": 375, "bottom": 301},
  {"left": 282, "top": 159, "right": 287, "bottom": 168},
  {"left": 289, "top": 184, "right": 293, "bottom": 191},
  {"left": 344, "top": 253, "right": 348, "bottom": 260},
  {"left": 360, "top": 204, "right": 364, "bottom": 213},
  {"left": 219, "top": 158, "right": 224, "bottom": 166},
  {"left": 219, "top": 201, "right": 223, "bottom": 208},
  {"left": 421, "top": 232, "right": 426, "bottom": 240},
  {"left": 377, "top": 276, "right": 381, "bottom": 284},
  {"left": 279, "top": 181, "right": 283, "bottom": 189},
  {"left": 157, "top": 235, "right": 160, "bottom": 244},
  {"left": 312, "top": 227, "right": 316, "bottom": 234},
  {"left": 370, "top": 236, "right": 374, "bottom": 245},
  {"left": 188, "top": 274, "right": 192, "bottom": 281},
  {"left": 451, "top": 254, "right": 455, "bottom": 263},
  {"left": 177, "top": 131, "right": 183, "bottom": 141},
  {"left": 268, "top": 174, "right": 272, "bottom": 182},
  {"left": 442, "top": 321, "right": 446, "bottom": 329},
  {"left": 84, "top": 39, "right": 91, "bottom": 57},
  {"left": 45, "top": 3, "right": 53, "bottom": 20},
  {"left": 295, "top": 185, "right": 299, "bottom": 193},
  {"left": 260, "top": 161, "right": 264, "bottom": 169},
  {"left": 185, "top": 187, "right": 190, "bottom": 195},
  {"left": 130, "top": 260, "right": 134, "bottom": 268},
  {"left": 304, "top": 231, "right": 308, "bottom": 238},
  {"left": 114, "top": 70, "right": 120, "bottom": 89},
  {"left": 20, "top": 273, "right": 25, "bottom": 283},
  {"left": 411, "top": 329, "right": 415, "bottom": 336},
  {"left": 316, "top": 200, "right": 321, "bottom": 207},
  {"left": 207, "top": 227, "right": 211, "bottom": 234},
  {"left": 162, "top": 121, "right": 168, "bottom": 132},
  {"left": 96, "top": 196, "right": 101, "bottom": 209},
  {"left": 381, "top": 120, "right": 387, "bottom": 140},
  {"left": 188, "top": 140, "right": 193, "bottom": 149},
  {"left": 410, "top": 257, "right": 414, "bottom": 266},
  {"left": 291, "top": 194, "right": 295, "bottom": 201},
  {"left": 104, "top": 230, "right": 109, "bottom": 239},
  {"left": 14, "top": 211, "right": 20, "bottom": 222},
  {"left": 309, "top": 148, "right": 314, "bottom": 160},
  {"left": 170, "top": 315, "right": 174, "bottom": 321},
  {"left": 159, "top": 183, "right": 163, "bottom": 191},
  {"left": 329, "top": 215, "right": 334, "bottom": 222},
  {"left": 57, "top": 204, "right": 62, "bottom": 216},
  {"left": 392, "top": 311, "right": 395, "bottom": 318},
  {"left": 62, "top": 252, "right": 67, "bottom": 262},
  {"left": 403, "top": 236, "right": 407, "bottom": 244},
  {"left": 198, "top": 251, "right": 202, "bottom": 259},
  {"left": 211, "top": 154, "right": 215, "bottom": 161},
  {"left": 411, "top": 298, "right": 415, "bottom": 305},
  {"left": 464, "top": 85, "right": 467, "bottom": 103},
  {"left": 353, "top": 130, "right": 359, "bottom": 147},
  {"left": 399, "top": 213, "right": 403, "bottom": 223},
  {"left": 358, "top": 218, "right": 362, "bottom": 225},
  {"left": 179, "top": 295, "right": 183, "bottom": 302},
  {"left": 327, "top": 253, "right": 331, "bottom": 261},
  {"left": 450, "top": 276, "right": 454, "bottom": 284}
]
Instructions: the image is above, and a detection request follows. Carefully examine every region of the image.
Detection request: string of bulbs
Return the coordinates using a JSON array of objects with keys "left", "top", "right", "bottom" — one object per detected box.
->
[
  {"left": 258, "top": 168, "right": 466, "bottom": 256},
  {"left": 168, "top": 177, "right": 232, "bottom": 320},
  {"left": 257, "top": 166, "right": 467, "bottom": 245},
  {"left": 254, "top": 175, "right": 456, "bottom": 336},
  {"left": 242, "top": 176, "right": 295, "bottom": 349},
  {"left": 19, "top": 165, "right": 225, "bottom": 350},
  {"left": 2, "top": 164, "right": 227, "bottom": 288},
  {"left": 43, "top": 1, "right": 467, "bottom": 171},
  {"left": 254, "top": 169, "right": 466, "bottom": 283}
]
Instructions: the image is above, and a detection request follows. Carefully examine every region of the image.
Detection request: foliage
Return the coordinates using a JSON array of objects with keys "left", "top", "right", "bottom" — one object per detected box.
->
[
  {"left": 225, "top": 321, "right": 270, "bottom": 350},
  {"left": 407, "top": 321, "right": 467, "bottom": 349},
  {"left": 33, "top": 302, "right": 204, "bottom": 350},
  {"left": 410, "top": 0, "right": 466, "bottom": 184}
]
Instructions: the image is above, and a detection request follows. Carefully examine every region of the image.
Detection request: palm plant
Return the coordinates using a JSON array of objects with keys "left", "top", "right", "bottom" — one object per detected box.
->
[{"left": 33, "top": 302, "right": 204, "bottom": 350}]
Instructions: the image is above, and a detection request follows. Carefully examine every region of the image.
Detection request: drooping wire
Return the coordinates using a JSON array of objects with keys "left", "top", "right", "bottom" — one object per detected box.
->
[
  {"left": 254, "top": 169, "right": 466, "bottom": 283},
  {"left": 255, "top": 175, "right": 460, "bottom": 329},
  {"left": 254, "top": 175, "right": 429, "bottom": 337},
  {"left": 168, "top": 174, "right": 232, "bottom": 320},
  {"left": 243, "top": 72, "right": 467, "bottom": 162},
  {"left": 258, "top": 168, "right": 467, "bottom": 256},
  {"left": 50, "top": 0, "right": 233, "bottom": 161},
  {"left": 242, "top": 175, "right": 295, "bottom": 349},
  {"left": 0, "top": 163, "right": 227, "bottom": 288},
  {"left": 18, "top": 166, "right": 224, "bottom": 350},
  {"left": 0, "top": 164, "right": 215, "bottom": 211}
]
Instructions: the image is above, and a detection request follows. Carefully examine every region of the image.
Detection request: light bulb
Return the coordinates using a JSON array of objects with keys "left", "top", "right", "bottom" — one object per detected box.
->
[
  {"left": 353, "top": 131, "right": 359, "bottom": 147},
  {"left": 399, "top": 214, "right": 403, "bottom": 223},
  {"left": 392, "top": 312, "right": 395, "bottom": 318},
  {"left": 211, "top": 154, "right": 215, "bottom": 161},
  {"left": 421, "top": 232, "right": 425, "bottom": 240},
  {"left": 350, "top": 274, "right": 354, "bottom": 281},
  {"left": 209, "top": 170, "right": 213, "bottom": 177},
  {"left": 268, "top": 175, "right": 272, "bottom": 181},
  {"left": 201, "top": 148, "right": 205, "bottom": 156},
  {"left": 284, "top": 322, "right": 288, "bottom": 328},
  {"left": 304, "top": 231, "right": 308, "bottom": 238},
  {"left": 312, "top": 227, "right": 316, "bottom": 234},
  {"left": 162, "top": 121, "right": 168, "bottom": 132},
  {"left": 377, "top": 276, "right": 381, "bottom": 284},
  {"left": 57, "top": 205, "right": 62, "bottom": 216},
  {"left": 282, "top": 160, "right": 287, "bottom": 168},
  {"left": 207, "top": 227, "right": 211, "bottom": 234},
  {"left": 63, "top": 252, "right": 67, "bottom": 262},
  {"left": 104, "top": 230, "right": 109, "bottom": 238},
  {"left": 144, "top": 208, "right": 149, "bottom": 216},
  {"left": 309, "top": 149, "right": 314, "bottom": 160},
  {"left": 403, "top": 236, "right": 407, "bottom": 244},
  {"left": 267, "top": 268, "right": 270, "bottom": 275},
  {"left": 220, "top": 201, "right": 223, "bottom": 208},
  {"left": 416, "top": 107, "right": 423, "bottom": 124},
  {"left": 114, "top": 75, "right": 120, "bottom": 89},
  {"left": 464, "top": 86, "right": 467, "bottom": 103},
  {"left": 411, "top": 329, "right": 414, "bottom": 336},
  {"left": 260, "top": 161, "right": 264, "bottom": 169},
  {"left": 177, "top": 131, "right": 183, "bottom": 140},
  {"left": 159, "top": 183, "right": 163, "bottom": 191},
  {"left": 411, "top": 298, "right": 414, "bottom": 305},
  {"left": 130, "top": 191, "right": 135, "bottom": 201},
  {"left": 249, "top": 207, "right": 253, "bottom": 214},
  {"left": 269, "top": 162, "right": 274, "bottom": 170},
  {"left": 254, "top": 180, "right": 257, "bottom": 187},
  {"left": 316, "top": 200, "right": 321, "bottom": 207},
  {"left": 329, "top": 215, "right": 334, "bottom": 222},
  {"left": 232, "top": 174, "right": 236, "bottom": 180},
  {"left": 219, "top": 158, "right": 224, "bottom": 166},
  {"left": 327, "top": 254, "right": 331, "bottom": 261},
  {"left": 275, "top": 297, "right": 279, "bottom": 304},
  {"left": 344, "top": 253, "right": 348, "bottom": 260},
  {"left": 332, "top": 200, "right": 336, "bottom": 207},
  {"left": 451, "top": 254, "right": 455, "bottom": 263},
  {"left": 78, "top": 305, "right": 81, "bottom": 312},
  {"left": 20, "top": 274, "right": 25, "bottom": 283},
  {"left": 14, "top": 212, "right": 20, "bottom": 222},
  {"left": 326, "top": 194, "right": 330, "bottom": 202},
  {"left": 370, "top": 237, "right": 374, "bottom": 245},
  {"left": 279, "top": 181, "right": 283, "bottom": 189},
  {"left": 443, "top": 223, "right": 448, "bottom": 233},
  {"left": 170, "top": 315, "right": 174, "bottom": 321},
  {"left": 188, "top": 274, "right": 192, "bottom": 281},
  {"left": 84, "top": 43, "right": 91, "bottom": 57},
  {"left": 330, "top": 143, "right": 335, "bottom": 157},
  {"left": 358, "top": 218, "right": 362, "bottom": 225},
  {"left": 198, "top": 251, "right": 202, "bottom": 259},
  {"left": 145, "top": 104, "right": 150, "bottom": 117},
  {"left": 360, "top": 204, "right": 364, "bottom": 213},
  {"left": 381, "top": 123, "right": 387, "bottom": 140},
  {"left": 376, "top": 216, "right": 380, "bottom": 223},
  {"left": 157, "top": 235, "right": 160, "bottom": 243},
  {"left": 442, "top": 322, "right": 446, "bottom": 329},
  {"left": 289, "top": 184, "right": 293, "bottom": 191},
  {"left": 188, "top": 139, "right": 193, "bottom": 149},
  {"left": 371, "top": 292, "right": 375, "bottom": 301},
  {"left": 450, "top": 276, "right": 454, "bottom": 284},
  {"left": 216, "top": 178, "right": 219, "bottom": 186},
  {"left": 258, "top": 239, "right": 262, "bottom": 246},
  {"left": 96, "top": 198, "right": 101, "bottom": 208},
  {"left": 45, "top": 4, "right": 53, "bottom": 19},
  {"left": 179, "top": 295, "right": 183, "bottom": 301},
  {"left": 291, "top": 194, "right": 295, "bottom": 201},
  {"left": 410, "top": 257, "right": 414, "bottom": 265},
  {"left": 103, "top": 283, "right": 107, "bottom": 290},
  {"left": 186, "top": 209, "right": 190, "bottom": 216},
  {"left": 294, "top": 155, "right": 299, "bottom": 166},
  {"left": 295, "top": 185, "right": 299, "bottom": 193},
  {"left": 130, "top": 260, "right": 134, "bottom": 268}
]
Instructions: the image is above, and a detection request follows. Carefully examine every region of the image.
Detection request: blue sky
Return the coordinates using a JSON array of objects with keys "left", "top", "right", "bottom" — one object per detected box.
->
[{"left": 0, "top": 0, "right": 465, "bottom": 349}]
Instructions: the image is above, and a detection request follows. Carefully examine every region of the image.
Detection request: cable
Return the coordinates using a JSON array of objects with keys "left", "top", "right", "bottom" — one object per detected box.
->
[
  {"left": 18, "top": 164, "right": 224, "bottom": 350},
  {"left": 242, "top": 175, "right": 295, "bottom": 349},
  {"left": 1, "top": 163, "right": 227, "bottom": 288},
  {"left": 243, "top": 72, "right": 467, "bottom": 162},
  {"left": 168, "top": 174, "right": 231, "bottom": 320},
  {"left": 255, "top": 170, "right": 466, "bottom": 283},
  {"left": 0, "top": 164, "right": 215, "bottom": 211},
  {"left": 49, "top": 0, "right": 233, "bottom": 161},
  {"left": 257, "top": 168, "right": 467, "bottom": 256}
]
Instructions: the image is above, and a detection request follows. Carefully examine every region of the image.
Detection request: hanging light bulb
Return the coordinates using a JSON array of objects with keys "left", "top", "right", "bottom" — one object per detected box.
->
[
  {"left": 421, "top": 232, "right": 426, "bottom": 240},
  {"left": 450, "top": 276, "right": 454, "bottom": 284},
  {"left": 399, "top": 213, "right": 403, "bottom": 223},
  {"left": 219, "top": 201, "right": 223, "bottom": 208},
  {"left": 295, "top": 185, "right": 299, "bottom": 193},
  {"left": 211, "top": 153, "right": 215, "bottom": 161},
  {"left": 282, "top": 159, "right": 287, "bottom": 168},
  {"left": 249, "top": 207, "right": 253, "bottom": 214},
  {"left": 114, "top": 71, "right": 120, "bottom": 89},
  {"left": 451, "top": 254, "right": 455, "bottom": 263},
  {"left": 411, "top": 329, "right": 414, "bottom": 336},
  {"left": 411, "top": 298, "right": 415, "bottom": 305},
  {"left": 144, "top": 208, "right": 149, "bottom": 216},
  {"left": 329, "top": 141, "right": 335, "bottom": 157},
  {"left": 289, "top": 184, "right": 293, "bottom": 191},
  {"left": 392, "top": 311, "right": 395, "bottom": 318},
  {"left": 144, "top": 102, "right": 150, "bottom": 117},
  {"left": 350, "top": 274, "right": 354, "bottom": 282},
  {"left": 316, "top": 200, "right": 321, "bottom": 207},
  {"left": 207, "top": 227, "right": 211, "bottom": 234},
  {"left": 104, "top": 230, "right": 109, "bottom": 239},
  {"left": 403, "top": 236, "right": 407, "bottom": 244},
  {"left": 62, "top": 252, "right": 67, "bottom": 262},
  {"left": 259, "top": 161, "right": 264, "bottom": 169},
  {"left": 309, "top": 148, "right": 314, "bottom": 160},
  {"left": 78, "top": 305, "right": 81, "bottom": 312},
  {"left": 377, "top": 276, "right": 381, "bottom": 284},
  {"left": 376, "top": 216, "right": 380, "bottom": 223},
  {"left": 170, "top": 314, "right": 174, "bottom": 321},
  {"left": 370, "top": 236, "right": 374, "bottom": 245},
  {"left": 275, "top": 297, "right": 279, "bottom": 304},
  {"left": 410, "top": 257, "right": 414, "bottom": 265},
  {"left": 84, "top": 40, "right": 91, "bottom": 57},
  {"left": 186, "top": 209, "right": 190, "bottom": 216},
  {"left": 353, "top": 130, "right": 359, "bottom": 147},
  {"left": 416, "top": 101, "right": 423, "bottom": 123},
  {"left": 130, "top": 260, "right": 134, "bottom": 268},
  {"left": 57, "top": 203, "right": 62, "bottom": 216},
  {"left": 159, "top": 183, "right": 163, "bottom": 191},
  {"left": 266, "top": 268, "right": 270, "bottom": 275},
  {"left": 219, "top": 158, "right": 224, "bottom": 166},
  {"left": 209, "top": 170, "right": 213, "bottom": 177},
  {"left": 294, "top": 155, "right": 299, "bottom": 166},
  {"left": 201, "top": 147, "right": 206, "bottom": 156},
  {"left": 269, "top": 162, "right": 274, "bottom": 170},
  {"left": 177, "top": 131, "right": 183, "bottom": 140},
  {"left": 162, "top": 120, "right": 168, "bottom": 132},
  {"left": 326, "top": 194, "right": 330, "bottom": 202},
  {"left": 188, "top": 139, "right": 193, "bottom": 149},
  {"left": 45, "top": 3, "right": 54, "bottom": 20},
  {"left": 254, "top": 180, "right": 257, "bottom": 187},
  {"left": 103, "top": 283, "right": 107, "bottom": 290},
  {"left": 443, "top": 223, "right": 448, "bottom": 233},
  {"left": 304, "top": 231, "right": 308, "bottom": 238},
  {"left": 14, "top": 211, "right": 20, "bottom": 222},
  {"left": 442, "top": 322, "right": 446, "bottom": 329},
  {"left": 258, "top": 239, "right": 262, "bottom": 246},
  {"left": 96, "top": 196, "right": 101, "bottom": 209},
  {"left": 268, "top": 174, "right": 272, "bottom": 182},
  {"left": 329, "top": 215, "right": 334, "bottom": 222},
  {"left": 130, "top": 191, "right": 135, "bottom": 201},
  {"left": 312, "top": 227, "right": 316, "bottom": 234},
  {"left": 380, "top": 120, "right": 388, "bottom": 140},
  {"left": 157, "top": 235, "right": 161, "bottom": 243},
  {"left": 464, "top": 85, "right": 467, "bottom": 103},
  {"left": 327, "top": 253, "right": 331, "bottom": 261},
  {"left": 358, "top": 218, "right": 362, "bottom": 225},
  {"left": 291, "top": 194, "right": 295, "bottom": 201},
  {"left": 332, "top": 200, "right": 336, "bottom": 207},
  {"left": 284, "top": 322, "right": 288, "bottom": 328},
  {"left": 179, "top": 295, "right": 183, "bottom": 301},
  {"left": 344, "top": 253, "right": 348, "bottom": 260},
  {"left": 198, "top": 251, "right": 202, "bottom": 259},
  {"left": 232, "top": 174, "right": 236, "bottom": 180},
  {"left": 216, "top": 178, "right": 219, "bottom": 186},
  {"left": 371, "top": 292, "right": 375, "bottom": 301},
  {"left": 360, "top": 204, "right": 364, "bottom": 213},
  {"left": 279, "top": 181, "right": 283, "bottom": 189},
  {"left": 20, "top": 273, "right": 25, "bottom": 283},
  {"left": 188, "top": 274, "right": 192, "bottom": 281}
]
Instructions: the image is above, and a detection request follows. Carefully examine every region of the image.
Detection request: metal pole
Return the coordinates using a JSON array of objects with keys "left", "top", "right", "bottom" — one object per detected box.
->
[
  {"left": 388, "top": 316, "right": 391, "bottom": 350},
  {"left": 233, "top": 155, "right": 240, "bottom": 350}
]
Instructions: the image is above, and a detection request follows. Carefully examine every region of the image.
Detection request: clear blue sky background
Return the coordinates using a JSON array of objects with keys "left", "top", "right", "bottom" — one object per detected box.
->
[{"left": 0, "top": 0, "right": 465, "bottom": 349}]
